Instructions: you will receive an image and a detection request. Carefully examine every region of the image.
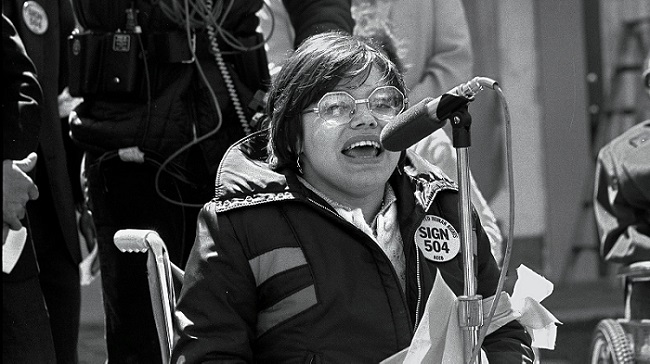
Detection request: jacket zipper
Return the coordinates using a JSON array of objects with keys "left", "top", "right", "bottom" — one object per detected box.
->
[{"left": 414, "top": 251, "right": 422, "bottom": 333}]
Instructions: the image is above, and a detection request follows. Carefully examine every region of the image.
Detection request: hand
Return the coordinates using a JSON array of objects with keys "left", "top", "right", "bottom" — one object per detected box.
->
[
  {"left": 3, "top": 153, "right": 39, "bottom": 230},
  {"left": 58, "top": 87, "right": 83, "bottom": 119}
]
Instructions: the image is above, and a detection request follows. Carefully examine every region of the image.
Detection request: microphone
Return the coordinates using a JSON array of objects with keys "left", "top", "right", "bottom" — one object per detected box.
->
[{"left": 380, "top": 77, "right": 497, "bottom": 151}]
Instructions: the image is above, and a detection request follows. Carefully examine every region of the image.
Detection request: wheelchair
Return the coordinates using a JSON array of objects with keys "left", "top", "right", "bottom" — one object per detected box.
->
[{"left": 589, "top": 261, "right": 650, "bottom": 363}]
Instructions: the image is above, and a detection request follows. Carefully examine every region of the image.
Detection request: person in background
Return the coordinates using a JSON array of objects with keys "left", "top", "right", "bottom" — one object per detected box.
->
[
  {"left": 68, "top": 0, "right": 353, "bottom": 361},
  {"left": 3, "top": 1, "right": 84, "bottom": 362},
  {"left": 172, "top": 31, "right": 533, "bottom": 363},
  {"left": 2, "top": 11, "right": 57, "bottom": 363},
  {"left": 593, "top": 51, "right": 650, "bottom": 319},
  {"left": 258, "top": 0, "right": 505, "bottom": 265}
]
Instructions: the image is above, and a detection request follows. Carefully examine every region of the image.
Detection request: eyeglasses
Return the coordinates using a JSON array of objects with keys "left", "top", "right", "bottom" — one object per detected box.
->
[{"left": 303, "top": 86, "right": 407, "bottom": 125}]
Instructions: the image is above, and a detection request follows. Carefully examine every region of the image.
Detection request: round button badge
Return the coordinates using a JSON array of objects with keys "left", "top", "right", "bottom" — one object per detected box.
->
[
  {"left": 22, "top": 1, "right": 48, "bottom": 35},
  {"left": 414, "top": 215, "right": 460, "bottom": 262}
]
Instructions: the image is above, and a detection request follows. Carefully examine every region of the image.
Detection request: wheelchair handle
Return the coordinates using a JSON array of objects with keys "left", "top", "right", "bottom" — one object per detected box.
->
[{"left": 114, "top": 229, "right": 162, "bottom": 253}]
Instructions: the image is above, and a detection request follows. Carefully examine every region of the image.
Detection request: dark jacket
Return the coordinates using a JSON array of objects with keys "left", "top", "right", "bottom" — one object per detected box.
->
[
  {"left": 69, "top": 0, "right": 354, "bottom": 176},
  {"left": 2, "top": 12, "right": 42, "bottom": 281},
  {"left": 594, "top": 120, "right": 650, "bottom": 264},
  {"left": 173, "top": 133, "right": 534, "bottom": 363}
]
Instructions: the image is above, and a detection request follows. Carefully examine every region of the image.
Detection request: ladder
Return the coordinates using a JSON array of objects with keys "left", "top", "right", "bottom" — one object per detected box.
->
[{"left": 596, "top": 16, "right": 650, "bottom": 154}]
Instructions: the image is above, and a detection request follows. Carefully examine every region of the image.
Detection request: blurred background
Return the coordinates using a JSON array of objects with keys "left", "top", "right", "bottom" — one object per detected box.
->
[{"left": 77, "top": 0, "right": 650, "bottom": 362}]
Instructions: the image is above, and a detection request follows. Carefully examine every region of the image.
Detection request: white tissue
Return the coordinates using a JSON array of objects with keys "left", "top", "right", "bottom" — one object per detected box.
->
[{"left": 3, "top": 226, "right": 27, "bottom": 274}]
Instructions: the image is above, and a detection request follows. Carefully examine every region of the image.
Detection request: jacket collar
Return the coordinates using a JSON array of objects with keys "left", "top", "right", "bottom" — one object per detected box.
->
[
  {"left": 212, "top": 131, "right": 457, "bottom": 214},
  {"left": 396, "top": 150, "right": 457, "bottom": 212}
]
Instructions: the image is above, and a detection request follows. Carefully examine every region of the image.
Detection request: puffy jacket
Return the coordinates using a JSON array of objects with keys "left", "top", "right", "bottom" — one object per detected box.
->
[
  {"left": 69, "top": 0, "right": 353, "bottom": 176},
  {"left": 172, "top": 133, "right": 534, "bottom": 363}
]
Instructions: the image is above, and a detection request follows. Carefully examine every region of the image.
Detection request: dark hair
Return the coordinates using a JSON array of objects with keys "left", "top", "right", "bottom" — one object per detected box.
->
[{"left": 265, "top": 31, "right": 407, "bottom": 172}]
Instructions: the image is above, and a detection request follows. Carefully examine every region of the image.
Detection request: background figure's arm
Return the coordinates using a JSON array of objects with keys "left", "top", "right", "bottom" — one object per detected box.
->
[
  {"left": 407, "top": 0, "right": 473, "bottom": 104},
  {"left": 257, "top": 0, "right": 295, "bottom": 76},
  {"left": 469, "top": 173, "right": 504, "bottom": 265}
]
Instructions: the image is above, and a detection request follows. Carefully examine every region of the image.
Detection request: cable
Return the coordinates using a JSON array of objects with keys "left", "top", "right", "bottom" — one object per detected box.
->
[
  {"left": 205, "top": 0, "right": 251, "bottom": 135},
  {"left": 152, "top": 0, "right": 225, "bottom": 208},
  {"left": 468, "top": 84, "right": 515, "bottom": 364}
]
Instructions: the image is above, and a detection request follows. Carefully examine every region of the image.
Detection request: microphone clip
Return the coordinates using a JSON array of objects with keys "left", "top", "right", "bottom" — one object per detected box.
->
[{"left": 450, "top": 106, "right": 472, "bottom": 148}]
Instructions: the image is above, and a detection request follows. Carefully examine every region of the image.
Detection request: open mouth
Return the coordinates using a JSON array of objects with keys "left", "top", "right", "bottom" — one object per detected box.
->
[{"left": 342, "top": 140, "right": 382, "bottom": 158}]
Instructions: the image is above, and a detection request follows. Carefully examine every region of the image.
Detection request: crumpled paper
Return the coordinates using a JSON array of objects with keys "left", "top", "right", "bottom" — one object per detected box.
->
[
  {"left": 381, "top": 264, "right": 560, "bottom": 363},
  {"left": 485, "top": 264, "right": 561, "bottom": 349}
]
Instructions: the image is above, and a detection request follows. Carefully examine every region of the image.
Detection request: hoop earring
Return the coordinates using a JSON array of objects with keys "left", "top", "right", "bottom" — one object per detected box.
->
[{"left": 296, "top": 154, "right": 303, "bottom": 174}]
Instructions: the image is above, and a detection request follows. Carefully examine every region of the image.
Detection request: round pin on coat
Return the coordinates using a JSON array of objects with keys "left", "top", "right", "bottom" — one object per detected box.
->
[
  {"left": 22, "top": 1, "right": 48, "bottom": 35},
  {"left": 414, "top": 215, "right": 460, "bottom": 262}
]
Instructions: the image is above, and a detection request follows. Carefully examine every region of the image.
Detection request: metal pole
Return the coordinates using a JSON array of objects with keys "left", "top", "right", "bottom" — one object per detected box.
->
[{"left": 452, "top": 112, "right": 483, "bottom": 364}]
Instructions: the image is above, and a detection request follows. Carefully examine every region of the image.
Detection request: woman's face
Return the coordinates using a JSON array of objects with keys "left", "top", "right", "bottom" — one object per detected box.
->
[{"left": 300, "top": 67, "right": 402, "bottom": 200}]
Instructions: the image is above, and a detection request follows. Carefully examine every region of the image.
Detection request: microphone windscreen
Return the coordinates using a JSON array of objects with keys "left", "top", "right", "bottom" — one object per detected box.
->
[{"left": 380, "top": 97, "right": 444, "bottom": 151}]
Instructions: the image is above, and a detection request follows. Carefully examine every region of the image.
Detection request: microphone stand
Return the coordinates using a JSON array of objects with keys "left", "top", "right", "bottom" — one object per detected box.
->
[{"left": 451, "top": 107, "right": 483, "bottom": 364}]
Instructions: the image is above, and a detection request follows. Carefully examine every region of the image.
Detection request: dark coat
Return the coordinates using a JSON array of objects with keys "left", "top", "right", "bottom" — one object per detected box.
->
[
  {"left": 5, "top": 0, "right": 82, "bottom": 265},
  {"left": 173, "top": 133, "right": 534, "bottom": 363},
  {"left": 2, "top": 12, "right": 43, "bottom": 281}
]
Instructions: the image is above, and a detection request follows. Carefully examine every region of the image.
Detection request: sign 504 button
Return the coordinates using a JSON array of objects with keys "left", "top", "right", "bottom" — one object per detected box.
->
[{"left": 414, "top": 215, "right": 460, "bottom": 262}]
